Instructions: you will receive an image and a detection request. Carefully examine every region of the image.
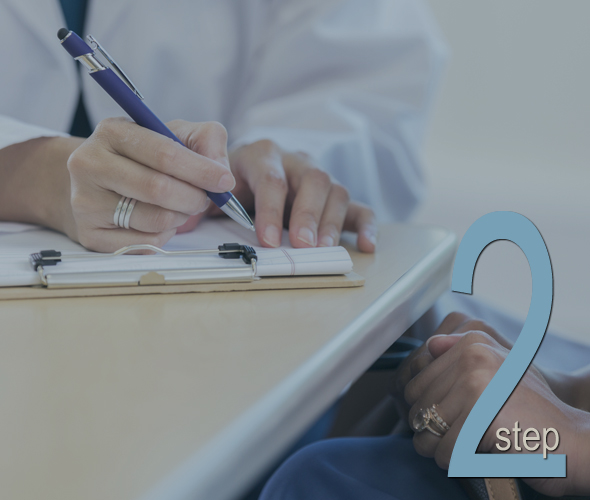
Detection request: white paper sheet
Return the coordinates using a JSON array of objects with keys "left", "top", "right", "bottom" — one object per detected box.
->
[
  {"left": 0, "top": 218, "right": 353, "bottom": 287},
  {"left": 0, "top": 222, "right": 41, "bottom": 233}
]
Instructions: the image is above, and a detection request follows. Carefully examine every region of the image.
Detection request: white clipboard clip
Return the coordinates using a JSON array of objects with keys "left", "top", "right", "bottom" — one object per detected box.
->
[{"left": 29, "top": 243, "right": 258, "bottom": 289}]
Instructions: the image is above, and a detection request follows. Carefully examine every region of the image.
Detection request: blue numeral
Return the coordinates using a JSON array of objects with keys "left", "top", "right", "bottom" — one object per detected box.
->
[{"left": 448, "top": 212, "right": 565, "bottom": 477}]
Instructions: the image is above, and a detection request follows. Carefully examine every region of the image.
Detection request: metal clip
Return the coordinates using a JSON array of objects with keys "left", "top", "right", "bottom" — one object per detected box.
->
[{"left": 86, "top": 35, "right": 144, "bottom": 100}]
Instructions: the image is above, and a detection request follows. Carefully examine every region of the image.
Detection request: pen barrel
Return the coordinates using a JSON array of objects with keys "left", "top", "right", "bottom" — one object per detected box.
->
[
  {"left": 90, "top": 69, "right": 232, "bottom": 207},
  {"left": 60, "top": 31, "right": 94, "bottom": 58}
]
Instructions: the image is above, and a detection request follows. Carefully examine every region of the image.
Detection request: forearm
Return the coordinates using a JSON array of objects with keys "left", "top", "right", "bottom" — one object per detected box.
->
[{"left": 0, "top": 136, "right": 82, "bottom": 234}]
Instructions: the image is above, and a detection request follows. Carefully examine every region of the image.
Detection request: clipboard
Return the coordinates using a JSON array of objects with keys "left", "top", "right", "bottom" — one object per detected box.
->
[{"left": 0, "top": 221, "right": 365, "bottom": 300}]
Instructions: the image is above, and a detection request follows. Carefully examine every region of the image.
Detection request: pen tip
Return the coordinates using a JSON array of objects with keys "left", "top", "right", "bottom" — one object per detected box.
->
[{"left": 57, "top": 28, "right": 69, "bottom": 40}]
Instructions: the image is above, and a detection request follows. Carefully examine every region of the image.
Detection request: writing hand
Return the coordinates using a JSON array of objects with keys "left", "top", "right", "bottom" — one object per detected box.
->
[{"left": 64, "top": 118, "right": 233, "bottom": 251}]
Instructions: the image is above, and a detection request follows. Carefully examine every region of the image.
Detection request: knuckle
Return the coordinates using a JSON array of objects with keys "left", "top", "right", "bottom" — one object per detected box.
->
[
  {"left": 404, "top": 381, "right": 419, "bottom": 405},
  {"left": 93, "top": 117, "right": 122, "bottom": 138},
  {"left": 151, "top": 210, "right": 177, "bottom": 232},
  {"left": 252, "top": 139, "right": 278, "bottom": 156},
  {"left": 444, "top": 312, "right": 470, "bottom": 327},
  {"left": 154, "top": 142, "right": 178, "bottom": 172},
  {"left": 463, "top": 330, "right": 492, "bottom": 346},
  {"left": 331, "top": 184, "right": 350, "bottom": 204},
  {"left": 294, "top": 208, "right": 318, "bottom": 225},
  {"left": 66, "top": 148, "right": 87, "bottom": 174},
  {"left": 142, "top": 175, "right": 171, "bottom": 205},
  {"left": 261, "top": 171, "right": 289, "bottom": 193},
  {"left": 206, "top": 121, "right": 228, "bottom": 139},
  {"left": 166, "top": 119, "right": 186, "bottom": 129},
  {"left": 460, "top": 342, "right": 492, "bottom": 368},
  {"left": 462, "top": 370, "right": 491, "bottom": 395},
  {"left": 306, "top": 168, "right": 331, "bottom": 189},
  {"left": 413, "top": 435, "right": 434, "bottom": 458},
  {"left": 410, "top": 353, "right": 431, "bottom": 377},
  {"left": 293, "top": 150, "right": 312, "bottom": 162}
]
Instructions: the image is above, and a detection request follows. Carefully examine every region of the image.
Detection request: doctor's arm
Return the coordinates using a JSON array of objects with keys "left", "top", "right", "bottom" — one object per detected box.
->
[
  {"left": 0, "top": 115, "right": 372, "bottom": 253},
  {"left": 0, "top": 118, "right": 234, "bottom": 252}
]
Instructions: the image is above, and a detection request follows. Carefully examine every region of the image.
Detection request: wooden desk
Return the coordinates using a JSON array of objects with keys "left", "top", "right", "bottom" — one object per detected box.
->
[{"left": 0, "top": 224, "right": 455, "bottom": 500}]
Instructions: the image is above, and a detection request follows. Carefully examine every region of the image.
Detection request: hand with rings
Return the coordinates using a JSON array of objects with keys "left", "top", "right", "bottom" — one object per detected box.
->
[
  {"left": 59, "top": 118, "right": 235, "bottom": 252},
  {"left": 412, "top": 404, "right": 450, "bottom": 437},
  {"left": 395, "top": 313, "right": 588, "bottom": 498},
  {"left": 9, "top": 118, "right": 377, "bottom": 254}
]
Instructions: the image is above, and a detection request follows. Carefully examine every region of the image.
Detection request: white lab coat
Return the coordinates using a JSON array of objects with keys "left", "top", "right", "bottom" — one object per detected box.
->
[{"left": 0, "top": 0, "right": 447, "bottom": 222}]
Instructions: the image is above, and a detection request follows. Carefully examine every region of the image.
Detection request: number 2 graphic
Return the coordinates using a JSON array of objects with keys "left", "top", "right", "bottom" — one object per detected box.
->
[{"left": 448, "top": 212, "right": 566, "bottom": 477}]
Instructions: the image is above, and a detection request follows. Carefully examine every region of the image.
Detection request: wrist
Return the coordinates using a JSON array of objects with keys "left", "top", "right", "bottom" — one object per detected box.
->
[{"left": 0, "top": 136, "right": 83, "bottom": 235}]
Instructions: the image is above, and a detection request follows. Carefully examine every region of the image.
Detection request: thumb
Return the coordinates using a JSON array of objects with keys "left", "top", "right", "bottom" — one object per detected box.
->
[{"left": 426, "top": 333, "right": 465, "bottom": 359}]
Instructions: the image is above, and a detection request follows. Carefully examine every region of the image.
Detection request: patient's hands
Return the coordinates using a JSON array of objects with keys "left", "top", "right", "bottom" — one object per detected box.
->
[
  {"left": 223, "top": 140, "right": 376, "bottom": 253},
  {"left": 392, "top": 313, "right": 590, "bottom": 497}
]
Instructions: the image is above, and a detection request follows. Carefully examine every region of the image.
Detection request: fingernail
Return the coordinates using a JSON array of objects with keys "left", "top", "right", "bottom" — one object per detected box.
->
[
  {"left": 425, "top": 335, "right": 443, "bottom": 348},
  {"left": 363, "top": 229, "right": 377, "bottom": 247},
  {"left": 218, "top": 173, "right": 235, "bottom": 191},
  {"left": 319, "top": 235, "right": 334, "bottom": 247},
  {"left": 198, "top": 198, "right": 211, "bottom": 214},
  {"left": 263, "top": 225, "right": 281, "bottom": 247},
  {"left": 298, "top": 227, "right": 316, "bottom": 246}
]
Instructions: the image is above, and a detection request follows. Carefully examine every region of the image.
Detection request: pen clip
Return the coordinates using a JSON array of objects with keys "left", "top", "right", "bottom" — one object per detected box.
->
[{"left": 86, "top": 35, "right": 145, "bottom": 100}]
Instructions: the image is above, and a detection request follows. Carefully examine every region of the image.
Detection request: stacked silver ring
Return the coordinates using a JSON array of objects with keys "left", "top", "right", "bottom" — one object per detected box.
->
[{"left": 113, "top": 195, "right": 137, "bottom": 229}]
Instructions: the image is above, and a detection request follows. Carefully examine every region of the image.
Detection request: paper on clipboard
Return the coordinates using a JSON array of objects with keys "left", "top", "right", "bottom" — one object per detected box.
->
[{"left": 0, "top": 219, "right": 355, "bottom": 288}]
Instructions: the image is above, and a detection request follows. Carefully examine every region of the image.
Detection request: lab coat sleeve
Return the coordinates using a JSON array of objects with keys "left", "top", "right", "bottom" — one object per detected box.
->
[
  {"left": 229, "top": 0, "right": 448, "bottom": 222},
  {"left": 0, "top": 115, "right": 68, "bottom": 152}
]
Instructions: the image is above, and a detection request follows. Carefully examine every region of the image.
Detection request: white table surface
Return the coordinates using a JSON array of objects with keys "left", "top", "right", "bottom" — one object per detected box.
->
[{"left": 0, "top": 223, "right": 456, "bottom": 500}]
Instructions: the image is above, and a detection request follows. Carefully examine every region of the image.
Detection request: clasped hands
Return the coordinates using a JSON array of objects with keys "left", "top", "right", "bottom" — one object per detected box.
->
[
  {"left": 391, "top": 312, "right": 590, "bottom": 497},
  {"left": 60, "top": 118, "right": 376, "bottom": 253}
]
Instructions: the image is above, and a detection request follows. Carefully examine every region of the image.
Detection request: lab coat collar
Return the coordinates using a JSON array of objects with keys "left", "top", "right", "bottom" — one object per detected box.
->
[{"left": 4, "top": 0, "right": 139, "bottom": 59}]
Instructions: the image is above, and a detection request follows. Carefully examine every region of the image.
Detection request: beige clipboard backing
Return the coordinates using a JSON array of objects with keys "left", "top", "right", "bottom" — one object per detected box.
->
[{"left": 0, "top": 272, "right": 365, "bottom": 301}]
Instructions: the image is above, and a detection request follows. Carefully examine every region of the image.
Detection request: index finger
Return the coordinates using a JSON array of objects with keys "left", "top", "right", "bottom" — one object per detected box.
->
[
  {"left": 343, "top": 202, "right": 377, "bottom": 253},
  {"left": 95, "top": 118, "right": 235, "bottom": 193},
  {"left": 392, "top": 313, "right": 470, "bottom": 395},
  {"left": 404, "top": 331, "right": 500, "bottom": 406}
]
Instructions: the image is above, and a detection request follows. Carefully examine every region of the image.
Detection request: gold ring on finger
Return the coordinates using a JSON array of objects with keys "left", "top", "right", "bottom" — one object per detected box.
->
[{"left": 412, "top": 406, "right": 448, "bottom": 437}]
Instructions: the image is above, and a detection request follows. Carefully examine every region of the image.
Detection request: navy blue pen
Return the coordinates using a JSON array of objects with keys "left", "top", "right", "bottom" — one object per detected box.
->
[{"left": 57, "top": 28, "right": 254, "bottom": 231}]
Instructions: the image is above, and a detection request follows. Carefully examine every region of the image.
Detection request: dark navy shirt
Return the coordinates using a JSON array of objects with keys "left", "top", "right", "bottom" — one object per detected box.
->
[{"left": 59, "top": 0, "right": 93, "bottom": 137}]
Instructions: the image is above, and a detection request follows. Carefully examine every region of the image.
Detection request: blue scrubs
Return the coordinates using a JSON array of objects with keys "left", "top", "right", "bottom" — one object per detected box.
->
[{"left": 259, "top": 434, "right": 469, "bottom": 500}]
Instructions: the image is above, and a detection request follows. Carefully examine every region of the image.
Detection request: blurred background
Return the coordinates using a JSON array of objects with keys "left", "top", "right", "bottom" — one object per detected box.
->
[{"left": 415, "top": 0, "right": 590, "bottom": 346}]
